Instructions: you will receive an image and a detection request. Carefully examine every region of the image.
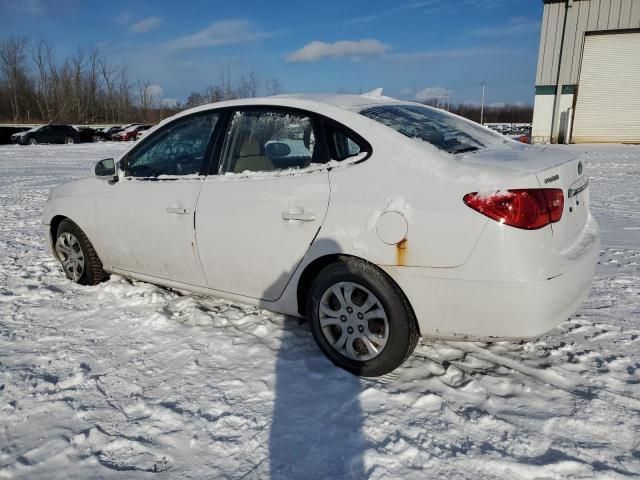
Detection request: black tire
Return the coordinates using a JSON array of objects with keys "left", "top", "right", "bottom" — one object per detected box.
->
[
  {"left": 29, "top": 138, "right": 37, "bottom": 145},
  {"left": 306, "top": 258, "right": 419, "bottom": 377},
  {"left": 55, "top": 219, "right": 108, "bottom": 285},
  {"left": 64, "top": 136, "right": 74, "bottom": 144}
]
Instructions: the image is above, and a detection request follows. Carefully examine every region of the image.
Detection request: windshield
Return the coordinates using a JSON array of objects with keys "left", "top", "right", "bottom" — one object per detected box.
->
[{"left": 360, "top": 104, "right": 502, "bottom": 154}]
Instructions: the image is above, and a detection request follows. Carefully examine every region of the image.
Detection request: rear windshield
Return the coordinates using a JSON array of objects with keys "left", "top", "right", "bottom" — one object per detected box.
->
[{"left": 360, "top": 104, "right": 501, "bottom": 154}]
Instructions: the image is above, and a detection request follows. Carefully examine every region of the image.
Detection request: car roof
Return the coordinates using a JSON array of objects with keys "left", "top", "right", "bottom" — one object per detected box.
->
[
  {"left": 160, "top": 90, "right": 431, "bottom": 132},
  {"left": 185, "top": 91, "right": 412, "bottom": 114}
]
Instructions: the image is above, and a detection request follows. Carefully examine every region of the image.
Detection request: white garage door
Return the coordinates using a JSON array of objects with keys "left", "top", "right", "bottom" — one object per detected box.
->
[{"left": 572, "top": 32, "right": 640, "bottom": 143}]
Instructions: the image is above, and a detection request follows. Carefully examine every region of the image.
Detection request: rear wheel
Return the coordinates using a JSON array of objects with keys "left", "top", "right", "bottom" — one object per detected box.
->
[
  {"left": 306, "top": 258, "right": 419, "bottom": 377},
  {"left": 55, "top": 219, "right": 107, "bottom": 285},
  {"left": 29, "top": 138, "right": 37, "bottom": 145},
  {"left": 64, "top": 136, "right": 74, "bottom": 144}
]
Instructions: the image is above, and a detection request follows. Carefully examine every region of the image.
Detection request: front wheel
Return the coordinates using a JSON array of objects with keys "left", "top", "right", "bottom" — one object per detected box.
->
[
  {"left": 306, "top": 258, "right": 419, "bottom": 377},
  {"left": 54, "top": 219, "right": 107, "bottom": 285},
  {"left": 29, "top": 138, "right": 37, "bottom": 145},
  {"left": 64, "top": 136, "right": 75, "bottom": 144}
]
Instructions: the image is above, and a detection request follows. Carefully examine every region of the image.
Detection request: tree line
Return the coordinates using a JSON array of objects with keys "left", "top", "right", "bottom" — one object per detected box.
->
[
  {"left": 1, "top": 34, "right": 531, "bottom": 126},
  {"left": 420, "top": 98, "right": 533, "bottom": 124},
  {"left": 450, "top": 103, "right": 533, "bottom": 124},
  {"left": 0, "top": 35, "right": 285, "bottom": 125}
]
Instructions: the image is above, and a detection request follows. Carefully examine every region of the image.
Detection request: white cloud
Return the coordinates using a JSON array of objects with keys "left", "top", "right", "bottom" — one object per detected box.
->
[
  {"left": 286, "top": 39, "right": 390, "bottom": 63},
  {"left": 146, "top": 84, "right": 164, "bottom": 98},
  {"left": 398, "top": 88, "right": 415, "bottom": 98},
  {"left": 470, "top": 17, "right": 540, "bottom": 37},
  {"left": 166, "top": 19, "right": 276, "bottom": 50},
  {"left": 414, "top": 87, "right": 453, "bottom": 102},
  {"left": 129, "top": 16, "right": 163, "bottom": 34},
  {"left": 161, "top": 98, "right": 178, "bottom": 108},
  {"left": 488, "top": 102, "right": 506, "bottom": 108}
]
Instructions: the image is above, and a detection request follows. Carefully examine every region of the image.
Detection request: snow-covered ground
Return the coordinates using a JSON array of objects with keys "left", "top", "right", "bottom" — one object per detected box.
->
[{"left": 0, "top": 143, "right": 638, "bottom": 479}]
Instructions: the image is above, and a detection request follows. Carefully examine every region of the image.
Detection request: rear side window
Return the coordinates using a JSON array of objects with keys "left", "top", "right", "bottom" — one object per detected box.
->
[
  {"left": 323, "top": 122, "right": 369, "bottom": 162},
  {"left": 331, "top": 130, "right": 362, "bottom": 161},
  {"left": 360, "top": 104, "right": 498, "bottom": 155}
]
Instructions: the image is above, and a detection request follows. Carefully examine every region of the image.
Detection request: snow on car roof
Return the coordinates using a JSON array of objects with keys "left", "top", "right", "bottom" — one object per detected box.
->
[
  {"left": 156, "top": 90, "right": 420, "bottom": 134},
  {"left": 275, "top": 91, "right": 409, "bottom": 112}
]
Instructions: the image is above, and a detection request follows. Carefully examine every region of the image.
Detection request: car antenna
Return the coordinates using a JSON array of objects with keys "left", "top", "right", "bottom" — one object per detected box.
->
[{"left": 361, "top": 88, "right": 383, "bottom": 98}]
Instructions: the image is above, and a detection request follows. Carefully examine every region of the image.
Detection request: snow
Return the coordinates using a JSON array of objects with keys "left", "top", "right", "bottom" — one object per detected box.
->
[{"left": 1, "top": 143, "right": 639, "bottom": 479}]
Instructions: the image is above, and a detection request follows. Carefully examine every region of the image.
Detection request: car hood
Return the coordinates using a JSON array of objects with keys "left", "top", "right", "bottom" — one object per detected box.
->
[{"left": 49, "top": 177, "right": 100, "bottom": 199}]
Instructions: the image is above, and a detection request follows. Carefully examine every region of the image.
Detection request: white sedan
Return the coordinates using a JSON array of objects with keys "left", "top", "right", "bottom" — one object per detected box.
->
[{"left": 42, "top": 91, "right": 600, "bottom": 376}]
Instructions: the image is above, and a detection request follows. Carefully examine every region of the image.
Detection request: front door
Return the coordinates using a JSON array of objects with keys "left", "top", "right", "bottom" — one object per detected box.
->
[
  {"left": 94, "top": 111, "right": 220, "bottom": 286},
  {"left": 196, "top": 107, "right": 331, "bottom": 301}
]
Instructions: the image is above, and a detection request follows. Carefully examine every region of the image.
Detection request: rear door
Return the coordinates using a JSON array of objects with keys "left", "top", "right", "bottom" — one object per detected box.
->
[
  {"left": 195, "top": 107, "right": 331, "bottom": 301},
  {"left": 37, "top": 126, "right": 53, "bottom": 143}
]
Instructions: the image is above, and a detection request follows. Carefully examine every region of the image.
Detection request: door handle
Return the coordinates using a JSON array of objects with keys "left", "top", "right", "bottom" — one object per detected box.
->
[
  {"left": 166, "top": 206, "right": 191, "bottom": 214},
  {"left": 282, "top": 208, "right": 316, "bottom": 222}
]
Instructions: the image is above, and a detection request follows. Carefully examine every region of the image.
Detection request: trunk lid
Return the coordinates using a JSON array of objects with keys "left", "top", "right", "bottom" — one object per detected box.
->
[{"left": 461, "top": 144, "right": 589, "bottom": 244}]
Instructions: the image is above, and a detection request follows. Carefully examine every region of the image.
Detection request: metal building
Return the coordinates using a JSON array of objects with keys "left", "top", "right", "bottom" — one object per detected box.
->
[{"left": 532, "top": 0, "right": 640, "bottom": 144}]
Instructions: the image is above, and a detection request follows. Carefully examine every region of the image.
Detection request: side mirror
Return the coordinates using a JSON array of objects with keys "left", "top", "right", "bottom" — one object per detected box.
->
[
  {"left": 265, "top": 141, "right": 291, "bottom": 160},
  {"left": 94, "top": 158, "right": 116, "bottom": 178}
]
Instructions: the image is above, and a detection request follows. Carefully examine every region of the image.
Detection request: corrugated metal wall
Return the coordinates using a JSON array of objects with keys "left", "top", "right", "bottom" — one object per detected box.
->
[{"left": 536, "top": 0, "right": 640, "bottom": 86}]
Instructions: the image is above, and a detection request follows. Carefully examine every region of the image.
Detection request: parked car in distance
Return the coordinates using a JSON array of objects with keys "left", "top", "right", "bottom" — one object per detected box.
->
[
  {"left": 12, "top": 124, "right": 80, "bottom": 145},
  {"left": 43, "top": 92, "right": 600, "bottom": 376},
  {"left": 0, "top": 126, "right": 29, "bottom": 145},
  {"left": 93, "top": 126, "right": 123, "bottom": 142},
  {"left": 75, "top": 127, "right": 96, "bottom": 143},
  {"left": 517, "top": 133, "right": 532, "bottom": 144},
  {"left": 113, "top": 124, "right": 147, "bottom": 141},
  {"left": 134, "top": 125, "right": 153, "bottom": 140}
]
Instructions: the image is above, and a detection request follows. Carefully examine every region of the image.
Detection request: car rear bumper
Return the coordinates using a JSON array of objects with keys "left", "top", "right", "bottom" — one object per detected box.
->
[{"left": 382, "top": 218, "right": 601, "bottom": 340}]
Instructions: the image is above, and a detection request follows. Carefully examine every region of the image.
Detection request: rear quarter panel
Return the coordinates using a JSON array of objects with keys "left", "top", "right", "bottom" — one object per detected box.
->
[{"left": 320, "top": 121, "right": 533, "bottom": 268}]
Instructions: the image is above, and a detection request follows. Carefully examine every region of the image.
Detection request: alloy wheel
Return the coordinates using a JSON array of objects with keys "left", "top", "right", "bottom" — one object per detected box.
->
[
  {"left": 318, "top": 281, "right": 389, "bottom": 361},
  {"left": 55, "top": 232, "right": 85, "bottom": 282}
]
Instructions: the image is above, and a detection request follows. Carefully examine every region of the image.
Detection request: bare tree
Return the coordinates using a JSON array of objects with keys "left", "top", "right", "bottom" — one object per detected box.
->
[
  {"left": 0, "top": 36, "right": 28, "bottom": 122},
  {"left": 264, "top": 78, "right": 284, "bottom": 96},
  {"left": 0, "top": 34, "right": 286, "bottom": 124},
  {"left": 32, "top": 38, "right": 55, "bottom": 121}
]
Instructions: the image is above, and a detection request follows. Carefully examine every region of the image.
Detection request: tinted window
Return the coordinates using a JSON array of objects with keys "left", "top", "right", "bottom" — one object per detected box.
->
[
  {"left": 126, "top": 113, "right": 218, "bottom": 177},
  {"left": 360, "top": 104, "right": 500, "bottom": 154},
  {"left": 220, "top": 110, "right": 317, "bottom": 174}
]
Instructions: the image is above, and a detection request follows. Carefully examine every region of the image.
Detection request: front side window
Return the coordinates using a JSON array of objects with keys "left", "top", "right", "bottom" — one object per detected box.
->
[
  {"left": 360, "top": 104, "right": 502, "bottom": 154},
  {"left": 220, "top": 110, "right": 317, "bottom": 174},
  {"left": 126, "top": 113, "right": 218, "bottom": 177}
]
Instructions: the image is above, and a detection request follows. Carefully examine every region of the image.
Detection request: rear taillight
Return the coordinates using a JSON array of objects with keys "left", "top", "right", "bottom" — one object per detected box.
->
[{"left": 463, "top": 188, "right": 564, "bottom": 230}]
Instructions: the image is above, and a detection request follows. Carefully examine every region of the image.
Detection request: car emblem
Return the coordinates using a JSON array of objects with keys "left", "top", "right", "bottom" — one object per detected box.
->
[{"left": 578, "top": 161, "right": 583, "bottom": 175}]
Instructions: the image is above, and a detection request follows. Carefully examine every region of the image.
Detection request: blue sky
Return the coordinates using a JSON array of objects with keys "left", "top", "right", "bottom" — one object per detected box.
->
[{"left": 0, "top": 0, "right": 543, "bottom": 106}]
